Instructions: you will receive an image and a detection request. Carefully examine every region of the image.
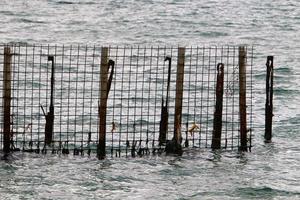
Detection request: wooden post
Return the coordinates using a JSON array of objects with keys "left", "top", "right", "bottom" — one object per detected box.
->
[
  {"left": 166, "top": 47, "right": 185, "bottom": 154},
  {"left": 97, "top": 47, "right": 109, "bottom": 159},
  {"left": 265, "top": 56, "right": 274, "bottom": 142},
  {"left": 174, "top": 48, "right": 185, "bottom": 142},
  {"left": 239, "top": 46, "right": 248, "bottom": 151},
  {"left": 2, "top": 46, "right": 12, "bottom": 154},
  {"left": 211, "top": 63, "right": 224, "bottom": 149}
]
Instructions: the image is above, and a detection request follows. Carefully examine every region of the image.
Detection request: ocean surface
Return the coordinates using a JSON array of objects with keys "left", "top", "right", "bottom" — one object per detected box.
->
[{"left": 0, "top": 0, "right": 300, "bottom": 199}]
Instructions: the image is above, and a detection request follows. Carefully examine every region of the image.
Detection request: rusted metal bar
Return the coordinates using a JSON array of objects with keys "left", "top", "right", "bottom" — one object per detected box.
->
[
  {"left": 159, "top": 56, "right": 171, "bottom": 145},
  {"left": 265, "top": 56, "right": 274, "bottom": 142},
  {"left": 2, "top": 46, "right": 12, "bottom": 154},
  {"left": 43, "top": 55, "right": 55, "bottom": 146},
  {"left": 184, "top": 122, "right": 189, "bottom": 147},
  {"left": 166, "top": 47, "right": 185, "bottom": 155},
  {"left": 239, "top": 46, "right": 248, "bottom": 151},
  {"left": 107, "top": 59, "right": 115, "bottom": 97},
  {"left": 211, "top": 63, "right": 224, "bottom": 149}
]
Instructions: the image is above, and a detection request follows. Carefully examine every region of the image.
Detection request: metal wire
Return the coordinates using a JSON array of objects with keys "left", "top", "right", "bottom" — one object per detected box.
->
[{"left": 0, "top": 44, "right": 254, "bottom": 156}]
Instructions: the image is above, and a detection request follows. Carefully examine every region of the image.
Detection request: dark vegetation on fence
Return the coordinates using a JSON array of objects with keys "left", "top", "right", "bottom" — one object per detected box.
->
[{"left": 0, "top": 44, "right": 255, "bottom": 159}]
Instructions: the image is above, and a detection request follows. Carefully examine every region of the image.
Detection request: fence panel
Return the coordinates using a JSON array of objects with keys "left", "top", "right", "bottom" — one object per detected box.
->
[{"left": 0, "top": 44, "right": 253, "bottom": 157}]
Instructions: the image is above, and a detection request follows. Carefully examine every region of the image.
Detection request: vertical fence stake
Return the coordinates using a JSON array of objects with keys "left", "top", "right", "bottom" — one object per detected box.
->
[
  {"left": 166, "top": 47, "right": 185, "bottom": 155},
  {"left": 174, "top": 47, "right": 185, "bottom": 144},
  {"left": 158, "top": 56, "right": 171, "bottom": 146},
  {"left": 3, "top": 46, "right": 12, "bottom": 154},
  {"left": 265, "top": 56, "right": 274, "bottom": 142},
  {"left": 239, "top": 46, "right": 248, "bottom": 151},
  {"left": 44, "top": 56, "right": 55, "bottom": 146},
  {"left": 98, "top": 47, "right": 109, "bottom": 159},
  {"left": 211, "top": 63, "right": 224, "bottom": 149}
]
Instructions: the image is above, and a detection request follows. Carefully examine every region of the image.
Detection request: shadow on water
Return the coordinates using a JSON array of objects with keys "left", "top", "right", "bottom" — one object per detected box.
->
[{"left": 0, "top": 152, "right": 19, "bottom": 162}]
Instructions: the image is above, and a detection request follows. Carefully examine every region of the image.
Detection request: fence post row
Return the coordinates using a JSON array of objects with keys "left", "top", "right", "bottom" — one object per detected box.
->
[
  {"left": 265, "top": 56, "right": 274, "bottom": 142},
  {"left": 98, "top": 47, "right": 109, "bottom": 159},
  {"left": 238, "top": 46, "right": 248, "bottom": 151},
  {"left": 3, "top": 46, "right": 12, "bottom": 154},
  {"left": 211, "top": 63, "right": 225, "bottom": 149}
]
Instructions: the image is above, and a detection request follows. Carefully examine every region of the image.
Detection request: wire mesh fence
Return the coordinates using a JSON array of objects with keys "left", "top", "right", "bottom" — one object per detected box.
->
[{"left": 0, "top": 44, "right": 253, "bottom": 157}]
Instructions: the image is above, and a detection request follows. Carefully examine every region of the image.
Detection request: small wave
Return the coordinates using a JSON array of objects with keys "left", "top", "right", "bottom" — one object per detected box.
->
[
  {"left": 55, "top": 1, "right": 96, "bottom": 5},
  {"left": 254, "top": 73, "right": 292, "bottom": 80},
  {"left": 134, "top": 119, "right": 149, "bottom": 125},
  {"left": 19, "top": 18, "right": 46, "bottom": 24},
  {"left": 235, "top": 186, "right": 300, "bottom": 198},
  {"left": 56, "top": 1, "right": 74, "bottom": 4},
  {"left": 274, "top": 89, "right": 299, "bottom": 96},
  {"left": 253, "top": 73, "right": 265, "bottom": 79},
  {"left": 276, "top": 66, "right": 293, "bottom": 73},
  {"left": 0, "top": 11, "right": 15, "bottom": 16},
  {"left": 198, "top": 31, "right": 229, "bottom": 38},
  {"left": 274, "top": 67, "right": 294, "bottom": 75}
]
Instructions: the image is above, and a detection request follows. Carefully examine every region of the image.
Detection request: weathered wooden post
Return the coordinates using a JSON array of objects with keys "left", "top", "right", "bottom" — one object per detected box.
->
[
  {"left": 265, "top": 56, "right": 274, "bottom": 142},
  {"left": 239, "top": 46, "right": 248, "bottom": 151},
  {"left": 97, "top": 47, "right": 109, "bottom": 159},
  {"left": 166, "top": 47, "right": 185, "bottom": 155},
  {"left": 2, "top": 46, "right": 12, "bottom": 154},
  {"left": 211, "top": 63, "right": 224, "bottom": 149}
]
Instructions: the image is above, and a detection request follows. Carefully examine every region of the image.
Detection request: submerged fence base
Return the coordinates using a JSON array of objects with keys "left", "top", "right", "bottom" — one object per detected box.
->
[{"left": 0, "top": 44, "right": 254, "bottom": 158}]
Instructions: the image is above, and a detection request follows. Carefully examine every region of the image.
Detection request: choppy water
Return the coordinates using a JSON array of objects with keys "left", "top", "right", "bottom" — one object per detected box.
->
[{"left": 0, "top": 0, "right": 300, "bottom": 199}]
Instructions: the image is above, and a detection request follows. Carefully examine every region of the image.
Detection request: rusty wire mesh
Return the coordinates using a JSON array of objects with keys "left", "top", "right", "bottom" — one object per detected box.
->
[{"left": 0, "top": 44, "right": 253, "bottom": 157}]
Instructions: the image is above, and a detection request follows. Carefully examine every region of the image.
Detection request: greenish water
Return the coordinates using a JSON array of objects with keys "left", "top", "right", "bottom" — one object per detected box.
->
[{"left": 0, "top": 0, "right": 300, "bottom": 199}]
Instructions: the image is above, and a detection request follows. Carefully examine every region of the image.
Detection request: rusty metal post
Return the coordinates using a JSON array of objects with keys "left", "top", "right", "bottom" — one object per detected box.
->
[
  {"left": 158, "top": 56, "right": 172, "bottom": 146},
  {"left": 239, "top": 46, "right": 248, "bottom": 151},
  {"left": 2, "top": 46, "right": 12, "bottom": 154},
  {"left": 265, "top": 56, "right": 274, "bottom": 142},
  {"left": 211, "top": 63, "right": 224, "bottom": 149},
  {"left": 97, "top": 47, "right": 109, "bottom": 159},
  {"left": 44, "top": 56, "right": 55, "bottom": 146}
]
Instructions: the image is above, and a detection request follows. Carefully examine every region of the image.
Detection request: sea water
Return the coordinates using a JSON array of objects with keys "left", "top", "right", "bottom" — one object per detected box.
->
[{"left": 0, "top": 0, "right": 299, "bottom": 199}]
